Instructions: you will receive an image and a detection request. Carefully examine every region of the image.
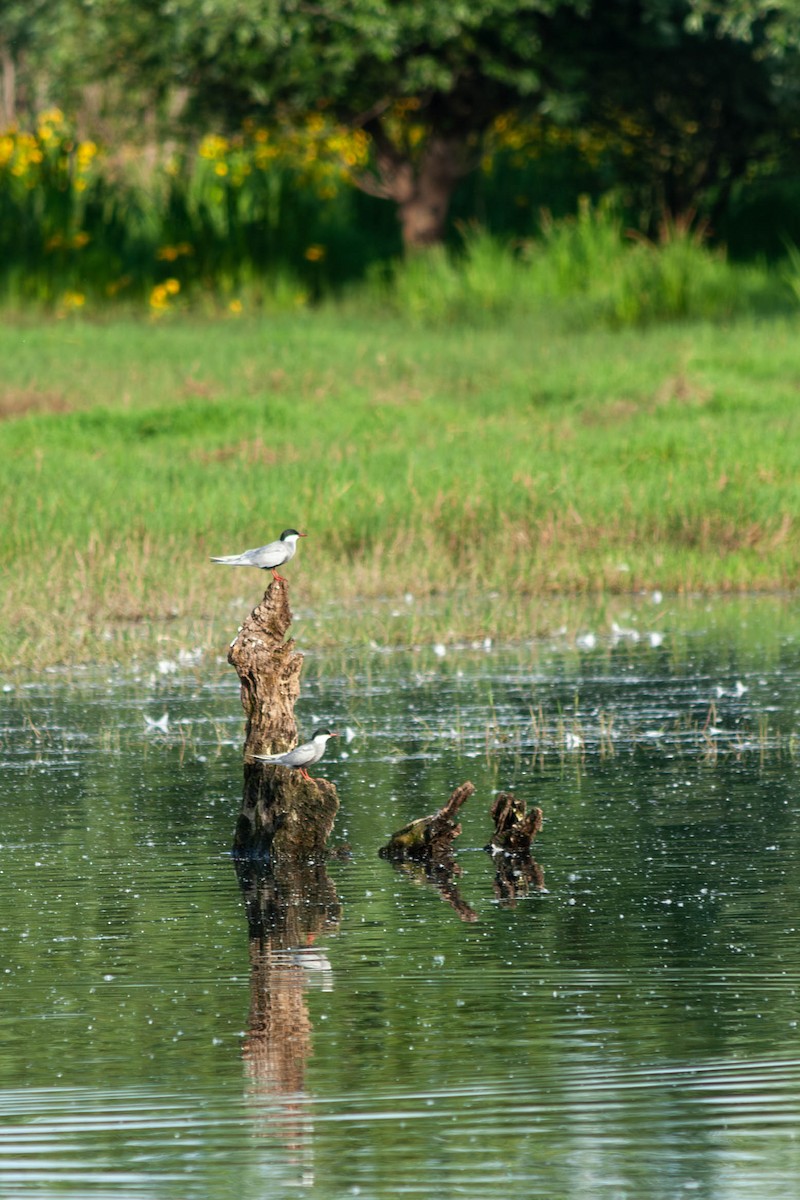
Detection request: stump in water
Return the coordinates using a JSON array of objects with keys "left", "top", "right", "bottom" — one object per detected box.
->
[
  {"left": 379, "top": 782, "right": 477, "bottom": 921},
  {"left": 379, "top": 781, "right": 475, "bottom": 861},
  {"left": 486, "top": 791, "right": 545, "bottom": 904},
  {"left": 227, "top": 578, "right": 339, "bottom": 859},
  {"left": 488, "top": 792, "right": 543, "bottom": 856}
]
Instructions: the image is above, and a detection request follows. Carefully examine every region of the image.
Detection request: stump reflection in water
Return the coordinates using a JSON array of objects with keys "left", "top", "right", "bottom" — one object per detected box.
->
[{"left": 236, "top": 856, "right": 341, "bottom": 1180}]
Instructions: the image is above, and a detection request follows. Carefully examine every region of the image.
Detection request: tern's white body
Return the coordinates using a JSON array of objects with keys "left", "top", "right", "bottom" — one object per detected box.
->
[
  {"left": 251, "top": 729, "right": 337, "bottom": 779},
  {"left": 211, "top": 529, "right": 305, "bottom": 578}
]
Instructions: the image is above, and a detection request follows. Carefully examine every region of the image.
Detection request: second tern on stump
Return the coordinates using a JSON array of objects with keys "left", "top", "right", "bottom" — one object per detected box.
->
[{"left": 250, "top": 729, "right": 338, "bottom": 782}]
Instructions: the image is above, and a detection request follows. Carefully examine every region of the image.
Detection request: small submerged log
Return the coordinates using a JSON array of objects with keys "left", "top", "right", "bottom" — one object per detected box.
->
[
  {"left": 486, "top": 791, "right": 545, "bottom": 905},
  {"left": 379, "top": 782, "right": 477, "bottom": 921},
  {"left": 227, "top": 579, "right": 339, "bottom": 859},
  {"left": 379, "top": 781, "right": 475, "bottom": 861}
]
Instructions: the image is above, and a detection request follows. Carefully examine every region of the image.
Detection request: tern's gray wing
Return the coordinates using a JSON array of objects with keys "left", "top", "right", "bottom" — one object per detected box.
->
[
  {"left": 252, "top": 739, "right": 317, "bottom": 766},
  {"left": 278, "top": 741, "right": 318, "bottom": 768},
  {"left": 211, "top": 538, "right": 287, "bottom": 568},
  {"left": 239, "top": 540, "right": 287, "bottom": 568}
]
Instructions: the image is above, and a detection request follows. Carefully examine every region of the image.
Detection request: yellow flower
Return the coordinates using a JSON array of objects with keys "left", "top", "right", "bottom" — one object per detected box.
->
[
  {"left": 228, "top": 299, "right": 243, "bottom": 315},
  {"left": 199, "top": 133, "right": 229, "bottom": 160},
  {"left": 214, "top": 162, "right": 228, "bottom": 176},
  {"left": 156, "top": 242, "right": 193, "bottom": 262},
  {"left": 304, "top": 244, "right": 326, "bottom": 262},
  {"left": 150, "top": 284, "right": 170, "bottom": 310},
  {"left": 38, "top": 107, "right": 64, "bottom": 126},
  {"left": 58, "top": 291, "right": 86, "bottom": 315},
  {"left": 76, "top": 140, "right": 98, "bottom": 170},
  {"left": 72, "top": 231, "right": 91, "bottom": 249},
  {"left": 164, "top": 278, "right": 180, "bottom": 295}
]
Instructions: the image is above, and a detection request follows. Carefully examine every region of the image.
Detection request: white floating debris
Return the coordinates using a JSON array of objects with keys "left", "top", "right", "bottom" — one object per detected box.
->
[
  {"left": 564, "top": 731, "right": 583, "bottom": 750},
  {"left": 177, "top": 646, "right": 203, "bottom": 665},
  {"left": 157, "top": 659, "right": 178, "bottom": 675},
  {"left": 344, "top": 726, "right": 357, "bottom": 744},
  {"left": 482, "top": 637, "right": 492, "bottom": 651},
  {"left": 144, "top": 712, "right": 170, "bottom": 734},
  {"left": 433, "top": 643, "right": 447, "bottom": 658},
  {"left": 404, "top": 592, "right": 415, "bottom": 605},
  {"left": 647, "top": 631, "right": 664, "bottom": 648},
  {"left": 651, "top": 590, "right": 663, "bottom": 604},
  {"left": 576, "top": 632, "right": 597, "bottom": 650},
  {"left": 611, "top": 621, "right": 640, "bottom": 643},
  {"left": 715, "top": 680, "right": 748, "bottom": 699}
]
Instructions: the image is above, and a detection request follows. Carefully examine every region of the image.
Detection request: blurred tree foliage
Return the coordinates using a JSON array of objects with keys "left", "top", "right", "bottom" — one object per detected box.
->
[{"left": 3, "top": 0, "right": 800, "bottom": 249}]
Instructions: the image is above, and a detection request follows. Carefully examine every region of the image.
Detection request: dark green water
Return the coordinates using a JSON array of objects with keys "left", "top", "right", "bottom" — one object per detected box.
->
[{"left": 2, "top": 600, "right": 800, "bottom": 1199}]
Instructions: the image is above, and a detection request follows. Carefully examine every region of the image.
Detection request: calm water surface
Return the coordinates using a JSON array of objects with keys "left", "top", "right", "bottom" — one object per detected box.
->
[{"left": 1, "top": 599, "right": 800, "bottom": 1199}]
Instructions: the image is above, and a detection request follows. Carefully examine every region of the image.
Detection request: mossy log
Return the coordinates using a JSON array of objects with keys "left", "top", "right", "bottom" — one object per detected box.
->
[
  {"left": 379, "top": 781, "right": 475, "bottom": 861},
  {"left": 379, "top": 782, "right": 477, "bottom": 921},
  {"left": 228, "top": 578, "right": 339, "bottom": 859}
]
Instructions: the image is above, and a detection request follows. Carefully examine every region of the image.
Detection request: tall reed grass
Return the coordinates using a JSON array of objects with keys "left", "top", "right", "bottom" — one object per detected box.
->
[{"left": 380, "top": 200, "right": 786, "bottom": 328}]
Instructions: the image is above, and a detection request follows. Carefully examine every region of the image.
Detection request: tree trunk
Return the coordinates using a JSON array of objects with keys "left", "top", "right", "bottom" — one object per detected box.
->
[
  {"left": 227, "top": 578, "right": 339, "bottom": 860},
  {"left": 396, "top": 136, "right": 468, "bottom": 250},
  {"left": 355, "top": 126, "right": 473, "bottom": 251}
]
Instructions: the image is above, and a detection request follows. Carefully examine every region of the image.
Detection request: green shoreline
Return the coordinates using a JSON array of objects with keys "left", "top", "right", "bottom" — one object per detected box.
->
[{"left": 2, "top": 311, "right": 799, "bottom": 671}]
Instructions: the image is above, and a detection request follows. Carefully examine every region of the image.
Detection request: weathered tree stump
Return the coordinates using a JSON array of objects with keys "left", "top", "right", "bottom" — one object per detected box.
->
[
  {"left": 486, "top": 792, "right": 545, "bottom": 905},
  {"left": 379, "top": 781, "right": 475, "bottom": 861},
  {"left": 487, "top": 792, "right": 543, "bottom": 856},
  {"left": 227, "top": 579, "right": 339, "bottom": 859}
]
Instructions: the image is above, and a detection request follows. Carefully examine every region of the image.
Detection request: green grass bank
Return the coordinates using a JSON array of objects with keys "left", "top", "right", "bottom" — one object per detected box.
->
[{"left": 2, "top": 308, "right": 800, "bottom": 671}]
